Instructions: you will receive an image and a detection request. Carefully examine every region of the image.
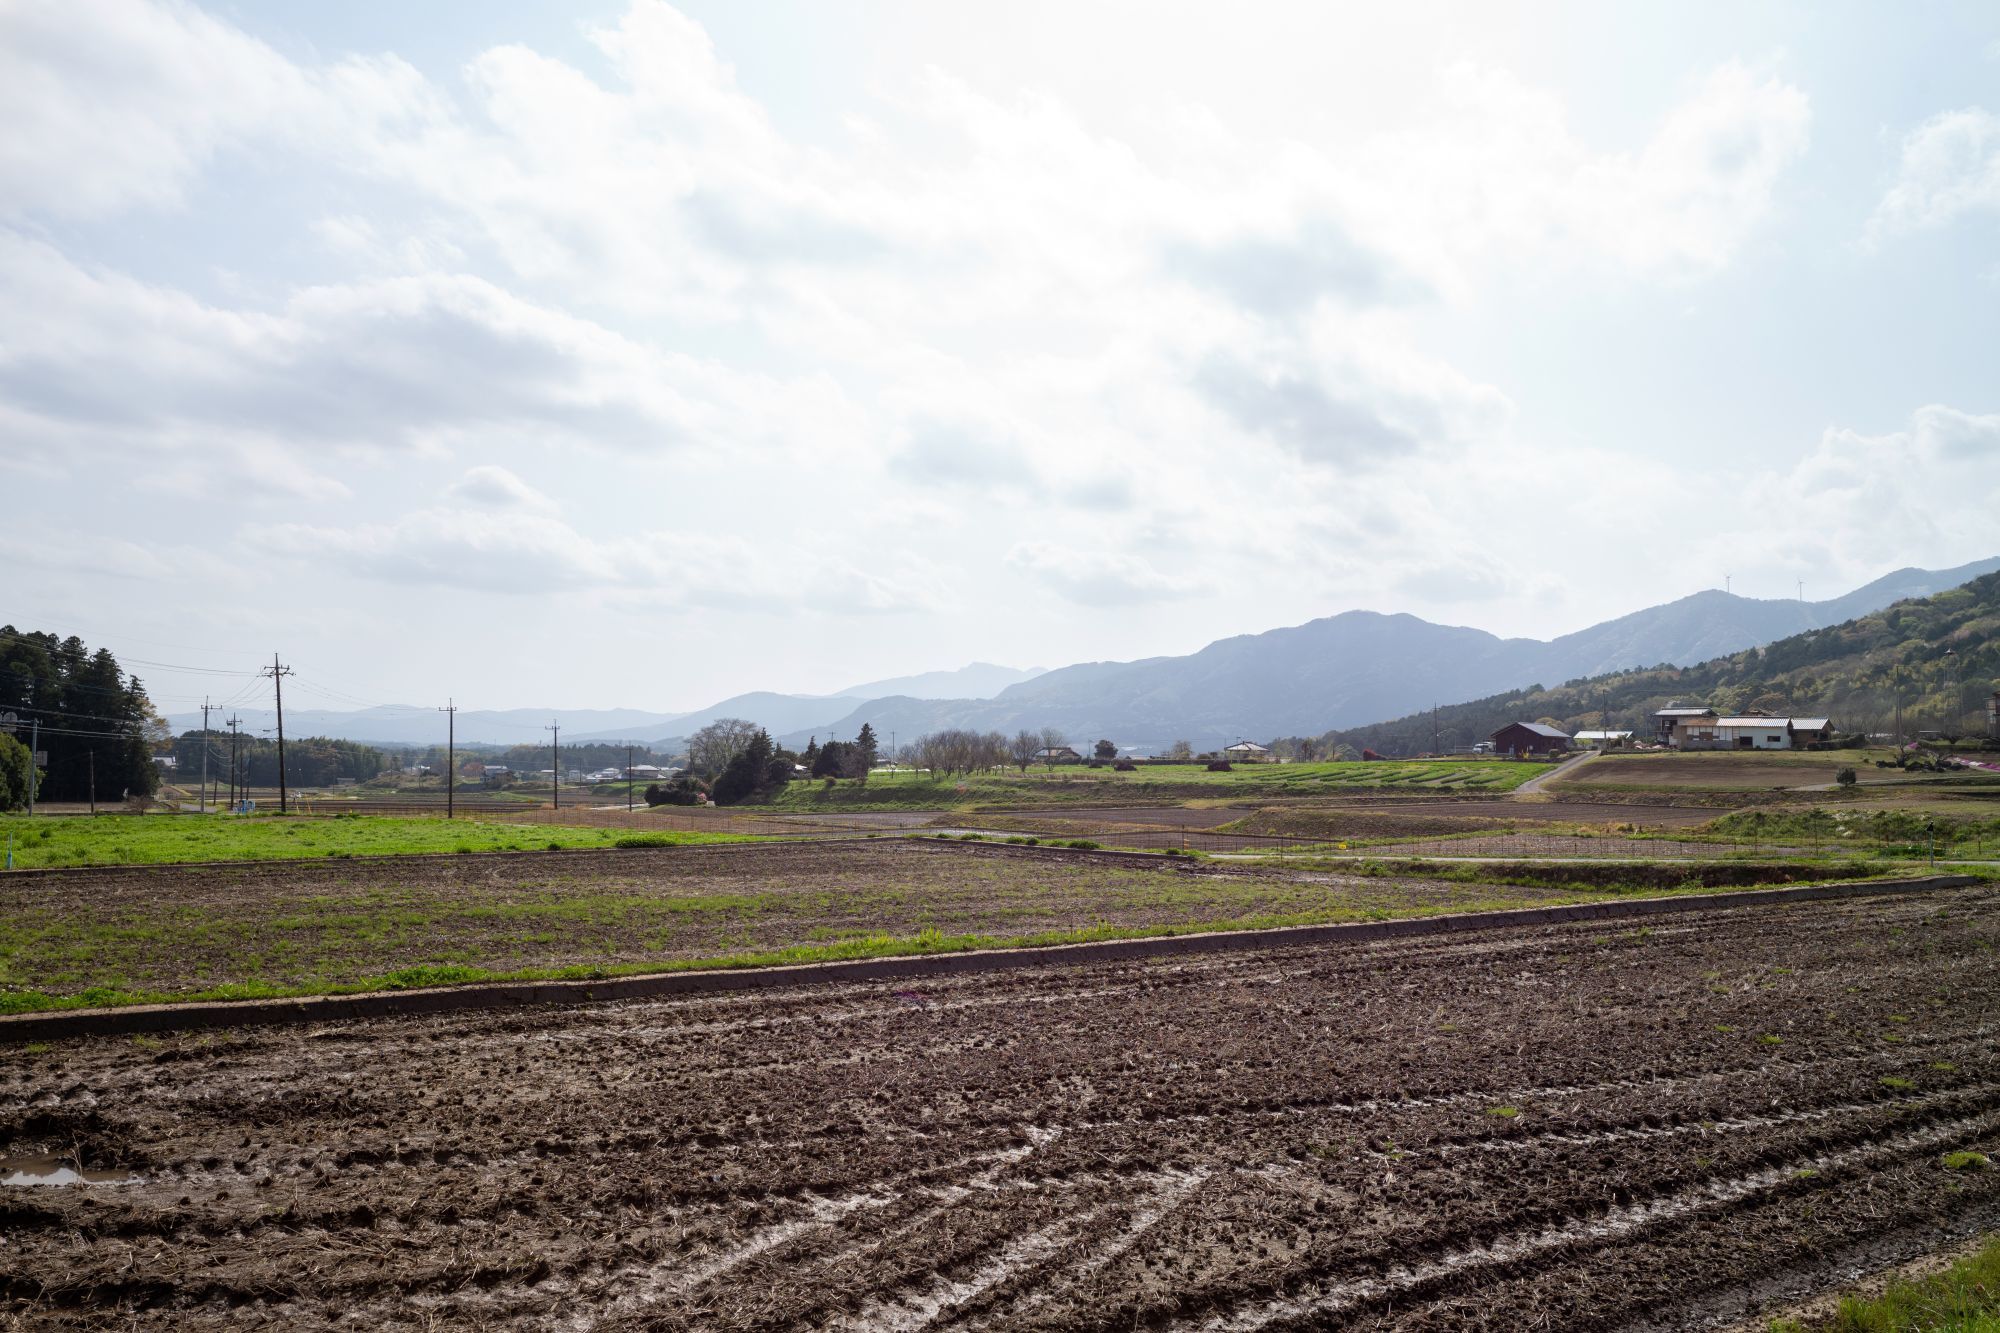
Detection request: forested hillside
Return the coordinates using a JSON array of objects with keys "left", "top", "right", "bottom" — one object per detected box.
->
[{"left": 1314, "top": 571, "right": 2000, "bottom": 756}]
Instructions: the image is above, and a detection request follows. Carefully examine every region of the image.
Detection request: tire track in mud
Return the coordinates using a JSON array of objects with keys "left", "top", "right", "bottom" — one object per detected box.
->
[
  {"left": 5, "top": 885, "right": 1999, "bottom": 1330},
  {"left": 1180, "top": 1106, "right": 2000, "bottom": 1332}
]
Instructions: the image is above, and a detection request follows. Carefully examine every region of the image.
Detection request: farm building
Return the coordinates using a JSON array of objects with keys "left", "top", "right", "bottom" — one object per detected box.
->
[
  {"left": 1035, "top": 745, "right": 1083, "bottom": 763},
  {"left": 1223, "top": 741, "right": 1274, "bottom": 762},
  {"left": 1653, "top": 705, "right": 1717, "bottom": 744},
  {"left": 1490, "top": 722, "right": 1570, "bottom": 756},
  {"left": 1573, "top": 729, "right": 1634, "bottom": 749},
  {"left": 1656, "top": 712, "right": 1835, "bottom": 750}
]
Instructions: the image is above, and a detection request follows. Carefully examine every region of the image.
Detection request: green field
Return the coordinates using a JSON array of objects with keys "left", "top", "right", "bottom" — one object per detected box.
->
[
  {"left": 766, "top": 759, "right": 1542, "bottom": 810},
  {"left": 0, "top": 840, "right": 1809, "bottom": 1014},
  {"left": 0, "top": 814, "right": 754, "bottom": 869}
]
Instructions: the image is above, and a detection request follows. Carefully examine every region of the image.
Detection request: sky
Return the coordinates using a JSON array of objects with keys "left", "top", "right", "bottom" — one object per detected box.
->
[{"left": 3, "top": 0, "right": 1998, "bottom": 720}]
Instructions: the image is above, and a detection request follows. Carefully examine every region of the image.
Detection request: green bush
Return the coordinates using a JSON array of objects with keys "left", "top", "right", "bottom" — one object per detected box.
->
[{"left": 0, "top": 732, "right": 35, "bottom": 812}]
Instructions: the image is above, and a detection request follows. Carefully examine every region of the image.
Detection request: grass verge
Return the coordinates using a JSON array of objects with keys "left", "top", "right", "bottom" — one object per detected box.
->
[{"left": 1770, "top": 1233, "right": 2000, "bottom": 1331}]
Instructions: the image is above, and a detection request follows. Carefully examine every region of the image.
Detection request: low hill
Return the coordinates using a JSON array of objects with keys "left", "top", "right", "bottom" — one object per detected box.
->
[{"left": 1321, "top": 571, "right": 2000, "bottom": 755}]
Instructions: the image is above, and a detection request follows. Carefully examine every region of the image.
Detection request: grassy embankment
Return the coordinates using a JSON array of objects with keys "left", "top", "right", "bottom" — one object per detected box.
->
[
  {"left": 764, "top": 759, "right": 1544, "bottom": 811},
  {"left": 0, "top": 814, "right": 756, "bottom": 869},
  {"left": 1770, "top": 1232, "right": 2000, "bottom": 1331}
]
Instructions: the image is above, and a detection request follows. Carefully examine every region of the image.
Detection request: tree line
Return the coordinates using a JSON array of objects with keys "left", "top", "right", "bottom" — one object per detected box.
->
[
  {"left": 170, "top": 730, "right": 390, "bottom": 789},
  {"left": 0, "top": 627, "right": 159, "bottom": 806}
]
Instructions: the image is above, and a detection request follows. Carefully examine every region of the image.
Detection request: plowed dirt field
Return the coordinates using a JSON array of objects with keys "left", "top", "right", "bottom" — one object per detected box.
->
[{"left": 5, "top": 885, "right": 2000, "bottom": 1330}]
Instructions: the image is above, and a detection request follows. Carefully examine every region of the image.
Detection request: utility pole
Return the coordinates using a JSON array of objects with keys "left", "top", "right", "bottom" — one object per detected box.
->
[
  {"left": 1725, "top": 573, "right": 1731, "bottom": 595},
  {"left": 1798, "top": 580, "right": 1804, "bottom": 603},
  {"left": 626, "top": 742, "right": 634, "bottom": 812},
  {"left": 546, "top": 721, "right": 561, "bottom": 810},
  {"left": 226, "top": 715, "right": 241, "bottom": 810},
  {"left": 262, "top": 655, "right": 293, "bottom": 814},
  {"left": 199, "top": 696, "right": 211, "bottom": 814},
  {"left": 25, "top": 718, "right": 36, "bottom": 816},
  {"left": 88, "top": 749, "right": 96, "bottom": 815},
  {"left": 439, "top": 700, "right": 457, "bottom": 819}
]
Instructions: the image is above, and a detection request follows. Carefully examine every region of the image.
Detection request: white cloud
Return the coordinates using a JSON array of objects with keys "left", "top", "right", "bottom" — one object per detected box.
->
[
  {"left": 446, "top": 465, "right": 556, "bottom": 511},
  {"left": 0, "top": 230, "right": 741, "bottom": 459},
  {"left": 1006, "top": 542, "right": 1211, "bottom": 607},
  {"left": 0, "top": 0, "right": 439, "bottom": 220},
  {"left": 1869, "top": 108, "right": 2000, "bottom": 236},
  {"left": 244, "top": 505, "right": 949, "bottom": 615},
  {"left": 1691, "top": 405, "right": 2000, "bottom": 582}
]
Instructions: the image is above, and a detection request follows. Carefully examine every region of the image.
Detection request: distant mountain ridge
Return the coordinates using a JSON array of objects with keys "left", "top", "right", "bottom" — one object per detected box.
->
[
  {"left": 774, "top": 558, "right": 2000, "bottom": 751},
  {"left": 163, "top": 559, "right": 2000, "bottom": 750},
  {"left": 1325, "top": 566, "right": 2000, "bottom": 754}
]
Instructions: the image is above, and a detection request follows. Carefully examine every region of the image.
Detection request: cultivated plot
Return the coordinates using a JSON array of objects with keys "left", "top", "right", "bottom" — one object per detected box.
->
[{"left": 4, "top": 886, "right": 1999, "bottom": 1329}]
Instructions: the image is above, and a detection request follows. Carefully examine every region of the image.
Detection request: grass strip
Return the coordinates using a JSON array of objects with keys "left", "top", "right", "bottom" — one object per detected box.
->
[
  {"left": 0, "top": 815, "right": 754, "bottom": 869},
  {"left": 1770, "top": 1232, "right": 2000, "bottom": 1331}
]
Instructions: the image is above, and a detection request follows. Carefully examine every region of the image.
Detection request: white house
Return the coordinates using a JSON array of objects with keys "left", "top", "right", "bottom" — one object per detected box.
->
[
  {"left": 1223, "top": 740, "right": 1274, "bottom": 762},
  {"left": 1572, "top": 729, "right": 1634, "bottom": 750},
  {"left": 1712, "top": 717, "right": 1794, "bottom": 750}
]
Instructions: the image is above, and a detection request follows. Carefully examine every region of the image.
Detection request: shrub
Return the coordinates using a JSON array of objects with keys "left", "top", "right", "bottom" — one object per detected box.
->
[
  {"left": 1836, "top": 767, "right": 1857, "bottom": 788},
  {"left": 1113, "top": 760, "right": 1137, "bottom": 771},
  {"left": 645, "top": 775, "right": 708, "bottom": 806},
  {"left": 1206, "top": 761, "right": 1233, "bottom": 772}
]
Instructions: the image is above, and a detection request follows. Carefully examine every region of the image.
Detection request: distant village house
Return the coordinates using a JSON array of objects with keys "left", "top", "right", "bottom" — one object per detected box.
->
[
  {"left": 1223, "top": 741, "right": 1274, "bottom": 762},
  {"left": 1651, "top": 705, "right": 1835, "bottom": 751}
]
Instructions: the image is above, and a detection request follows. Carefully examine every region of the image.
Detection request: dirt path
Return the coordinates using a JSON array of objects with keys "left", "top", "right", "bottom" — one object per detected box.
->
[
  {"left": 5, "top": 885, "right": 1999, "bottom": 1329},
  {"left": 1513, "top": 748, "right": 1598, "bottom": 795}
]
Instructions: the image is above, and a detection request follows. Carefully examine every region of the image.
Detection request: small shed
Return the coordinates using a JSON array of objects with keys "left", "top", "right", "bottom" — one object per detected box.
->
[
  {"left": 1223, "top": 741, "right": 1274, "bottom": 762},
  {"left": 1491, "top": 722, "right": 1570, "bottom": 756},
  {"left": 1573, "top": 729, "right": 1634, "bottom": 750},
  {"left": 1035, "top": 745, "right": 1083, "bottom": 763}
]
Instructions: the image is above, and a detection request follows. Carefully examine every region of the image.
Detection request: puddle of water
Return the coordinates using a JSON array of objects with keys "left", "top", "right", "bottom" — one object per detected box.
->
[{"left": 1, "top": 1155, "right": 142, "bottom": 1187}]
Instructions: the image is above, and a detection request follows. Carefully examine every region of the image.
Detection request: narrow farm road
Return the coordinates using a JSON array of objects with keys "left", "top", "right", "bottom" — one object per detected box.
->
[{"left": 1512, "top": 748, "right": 1597, "bottom": 796}]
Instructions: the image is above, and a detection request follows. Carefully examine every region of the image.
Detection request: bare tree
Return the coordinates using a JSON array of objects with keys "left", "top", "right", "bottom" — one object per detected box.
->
[
  {"left": 1009, "top": 729, "right": 1040, "bottom": 773},
  {"left": 1166, "top": 739, "right": 1193, "bottom": 761},
  {"left": 1038, "top": 727, "right": 1067, "bottom": 767},
  {"left": 686, "top": 718, "right": 760, "bottom": 778}
]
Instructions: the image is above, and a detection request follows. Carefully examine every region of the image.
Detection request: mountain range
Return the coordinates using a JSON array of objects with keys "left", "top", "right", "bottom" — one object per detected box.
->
[
  {"left": 164, "top": 559, "right": 2000, "bottom": 751},
  {"left": 1326, "top": 566, "right": 2000, "bottom": 755}
]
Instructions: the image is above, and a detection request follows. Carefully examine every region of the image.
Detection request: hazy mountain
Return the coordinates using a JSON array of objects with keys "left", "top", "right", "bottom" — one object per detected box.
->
[
  {"left": 835, "top": 662, "right": 1045, "bottom": 701},
  {"left": 168, "top": 559, "right": 1998, "bottom": 752},
  {"left": 780, "top": 559, "right": 2000, "bottom": 752},
  {"left": 158, "top": 706, "right": 685, "bottom": 747},
  {"left": 565, "top": 692, "right": 855, "bottom": 744}
]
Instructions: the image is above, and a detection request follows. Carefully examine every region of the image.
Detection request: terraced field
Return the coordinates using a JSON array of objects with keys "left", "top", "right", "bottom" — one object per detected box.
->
[{"left": 4, "top": 884, "right": 1999, "bottom": 1328}]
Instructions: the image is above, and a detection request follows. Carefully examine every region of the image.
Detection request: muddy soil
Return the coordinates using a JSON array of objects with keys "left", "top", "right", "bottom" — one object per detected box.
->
[
  {"left": 0, "top": 841, "right": 1565, "bottom": 1001},
  {"left": 4, "top": 886, "right": 1999, "bottom": 1330}
]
